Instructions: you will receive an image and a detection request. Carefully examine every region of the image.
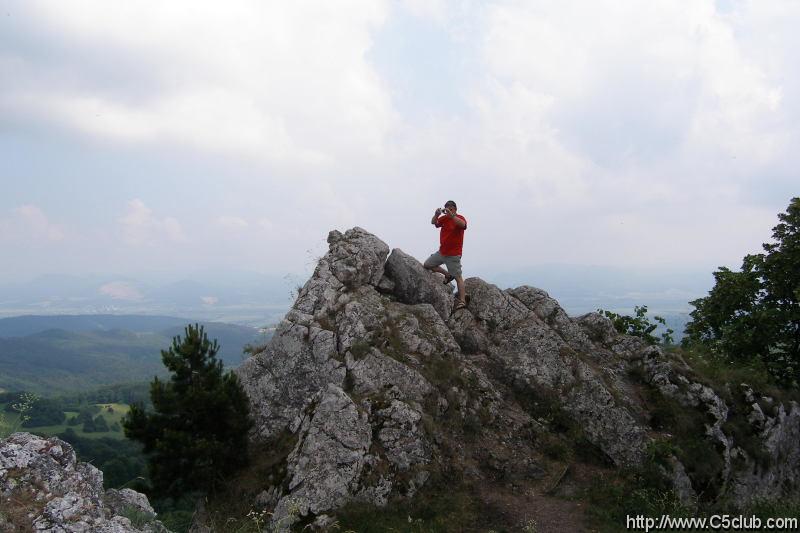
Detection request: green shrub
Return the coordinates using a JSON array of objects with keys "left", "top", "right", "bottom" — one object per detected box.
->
[
  {"left": 584, "top": 469, "right": 688, "bottom": 533},
  {"left": 598, "top": 305, "right": 674, "bottom": 345},
  {"left": 349, "top": 340, "right": 372, "bottom": 360},
  {"left": 119, "top": 505, "right": 157, "bottom": 529}
]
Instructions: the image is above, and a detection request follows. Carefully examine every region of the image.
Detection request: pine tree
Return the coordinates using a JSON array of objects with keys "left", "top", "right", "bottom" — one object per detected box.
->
[{"left": 123, "top": 324, "right": 253, "bottom": 497}]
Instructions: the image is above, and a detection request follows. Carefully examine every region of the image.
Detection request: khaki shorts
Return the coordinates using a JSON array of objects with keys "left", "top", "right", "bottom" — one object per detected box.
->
[{"left": 424, "top": 251, "right": 462, "bottom": 277}]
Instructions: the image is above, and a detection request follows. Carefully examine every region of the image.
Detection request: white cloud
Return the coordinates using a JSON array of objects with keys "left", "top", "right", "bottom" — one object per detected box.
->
[
  {"left": 1, "top": 1, "right": 395, "bottom": 165},
  {"left": 1, "top": 0, "right": 799, "bottom": 280},
  {"left": 407, "top": 0, "right": 796, "bottom": 267},
  {"left": 258, "top": 218, "right": 275, "bottom": 232},
  {"left": 119, "top": 198, "right": 186, "bottom": 246},
  {"left": 217, "top": 216, "right": 249, "bottom": 230},
  {"left": 13, "top": 205, "right": 64, "bottom": 241},
  {"left": 401, "top": 0, "right": 447, "bottom": 23},
  {"left": 0, "top": 204, "right": 64, "bottom": 243},
  {"left": 201, "top": 296, "right": 218, "bottom": 306},
  {"left": 478, "top": 0, "right": 785, "bottom": 171}
]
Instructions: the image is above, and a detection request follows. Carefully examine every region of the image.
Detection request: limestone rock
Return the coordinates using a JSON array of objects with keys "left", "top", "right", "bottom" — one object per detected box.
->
[
  {"left": 0, "top": 432, "right": 168, "bottom": 533},
  {"left": 490, "top": 315, "right": 648, "bottom": 466},
  {"left": 236, "top": 319, "right": 347, "bottom": 440},
  {"left": 335, "top": 286, "right": 388, "bottom": 354},
  {"left": 309, "top": 514, "right": 338, "bottom": 531},
  {"left": 346, "top": 347, "right": 434, "bottom": 403},
  {"left": 575, "top": 312, "right": 618, "bottom": 347},
  {"left": 463, "top": 278, "right": 530, "bottom": 331},
  {"left": 640, "top": 348, "right": 800, "bottom": 506},
  {"left": 383, "top": 248, "right": 455, "bottom": 321},
  {"left": 507, "top": 286, "right": 594, "bottom": 354},
  {"left": 271, "top": 384, "right": 371, "bottom": 528},
  {"left": 446, "top": 308, "right": 490, "bottom": 354},
  {"left": 374, "top": 399, "right": 430, "bottom": 472},
  {"left": 325, "top": 227, "right": 390, "bottom": 289},
  {"left": 237, "top": 229, "right": 391, "bottom": 441},
  {"left": 234, "top": 226, "right": 800, "bottom": 522}
]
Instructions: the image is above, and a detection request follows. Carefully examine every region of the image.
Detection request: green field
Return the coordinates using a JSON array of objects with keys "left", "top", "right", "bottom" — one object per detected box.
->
[{"left": 1, "top": 402, "right": 130, "bottom": 440}]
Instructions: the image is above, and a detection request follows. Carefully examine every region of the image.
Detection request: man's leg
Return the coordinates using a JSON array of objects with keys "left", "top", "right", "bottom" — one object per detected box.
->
[
  {"left": 423, "top": 252, "right": 451, "bottom": 279},
  {"left": 445, "top": 256, "right": 466, "bottom": 305},
  {"left": 425, "top": 264, "right": 449, "bottom": 277},
  {"left": 455, "top": 275, "right": 466, "bottom": 304}
]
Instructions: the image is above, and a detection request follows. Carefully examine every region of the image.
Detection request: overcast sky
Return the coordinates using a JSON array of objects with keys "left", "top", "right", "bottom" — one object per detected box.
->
[{"left": 1, "top": 0, "right": 798, "bottom": 285}]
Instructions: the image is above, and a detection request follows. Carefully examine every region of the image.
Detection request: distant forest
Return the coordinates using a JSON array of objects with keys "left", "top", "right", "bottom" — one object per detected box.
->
[{"left": 0, "top": 315, "right": 271, "bottom": 395}]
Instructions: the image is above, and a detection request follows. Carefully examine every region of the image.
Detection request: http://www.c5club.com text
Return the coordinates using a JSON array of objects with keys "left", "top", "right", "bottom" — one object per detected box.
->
[{"left": 626, "top": 513, "right": 798, "bottom": 531}]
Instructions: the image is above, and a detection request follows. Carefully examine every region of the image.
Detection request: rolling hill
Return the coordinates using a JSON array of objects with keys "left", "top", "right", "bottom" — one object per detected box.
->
[{"left": 0, "top": 315, "right": 270, "bottom": 395}]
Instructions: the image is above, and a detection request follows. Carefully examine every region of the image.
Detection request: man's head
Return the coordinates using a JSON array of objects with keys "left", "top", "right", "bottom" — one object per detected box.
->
[{"left": 444, "top": 200, "right": 457, "bottom": 213}]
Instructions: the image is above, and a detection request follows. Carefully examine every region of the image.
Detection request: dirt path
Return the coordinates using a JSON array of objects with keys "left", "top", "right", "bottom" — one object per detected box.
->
[{"left": 474, "top": 481, "right": 593, "bottom": 532}]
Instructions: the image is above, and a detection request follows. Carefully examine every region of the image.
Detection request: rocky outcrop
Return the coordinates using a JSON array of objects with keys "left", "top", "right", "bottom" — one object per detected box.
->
[
  {"left": 382, "top": 248, "right": 455, "bottom": 321},
  {"left": 0, "top": 432, "right": 168, "bottom": 533},
  {"left": 729, "top": 394, "right": 800, "bottom": 504},
  {"left": 453, "top": 278, "right": 649, "bottom": 466},
  {"left": 233, "top": 226, "right": 800, "bottom": 526},
  {"left": 272, "top": 384, "right": 372, "bottom": 526},
  {"left": 641, "top": 347, "right": 800, "bottom": 506},
  {"left": 236, "top": 228, "right": 390, "bottom": 442}
]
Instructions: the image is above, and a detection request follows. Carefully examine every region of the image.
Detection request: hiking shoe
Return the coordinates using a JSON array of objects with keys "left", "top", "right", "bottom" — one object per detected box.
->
[{"left": 443, "top": 274, "right": 455, "bottom": 284}]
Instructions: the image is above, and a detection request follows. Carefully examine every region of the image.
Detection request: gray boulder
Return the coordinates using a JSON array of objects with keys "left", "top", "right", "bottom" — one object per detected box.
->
[
  {"left": 729, "top": 398, "right": 800, "bottom": 505},
  {"left": 0, "top": 432, "right": 168, "bottom": 533},
  {"left": 271, "top": 384, "right": 371, "bottom": 529},
  {"left": 325, "top": 227, "right": 390, "bottom": 289},
  {"left": 508, "top": 285, "right": 595, "bottom": 354},
  {"left": 383, "top": 248, "right": 455, "bottom": 321},
  {"left": 236, "top": 229, "right": 438, "bottom": 525},
  {"left": 463, "top": 278, "right": 650, "bottom": 466},
  {"left": 346, "top": 347, "right": 434, "bottom": 403},
  {"left": 236, "top": 319, "right": 347, "bottom": 440}
]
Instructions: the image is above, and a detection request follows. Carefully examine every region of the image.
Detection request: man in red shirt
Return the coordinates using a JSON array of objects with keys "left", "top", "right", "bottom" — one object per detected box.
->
[{"left": 423, "top": 200, "right": 468, "bottom": 310}]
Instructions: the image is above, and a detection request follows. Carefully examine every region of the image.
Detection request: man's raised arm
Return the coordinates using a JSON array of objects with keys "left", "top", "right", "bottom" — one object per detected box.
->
[
  {"left": 449, "top": 213, "right": 466, "bottom": 229},
  {"left": 431, "top": 208, "right": 443, "bottom": 226}
]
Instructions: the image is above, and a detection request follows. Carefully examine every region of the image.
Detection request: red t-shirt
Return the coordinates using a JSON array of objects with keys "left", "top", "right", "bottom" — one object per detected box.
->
[{"left": 436, "top": 214, "right": 467, "bottom": 256}]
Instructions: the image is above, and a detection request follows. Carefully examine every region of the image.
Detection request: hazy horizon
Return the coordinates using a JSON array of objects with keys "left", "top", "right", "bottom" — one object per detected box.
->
[{"left": 0, "top": 261, "right": 714, "bottom": 332}]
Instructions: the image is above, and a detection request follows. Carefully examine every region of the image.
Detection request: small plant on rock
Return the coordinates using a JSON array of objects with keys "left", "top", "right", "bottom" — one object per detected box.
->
[
  {"left": 0, "top": 392, "right": 39, "bottom": 438},
  {"left": 598, "top": 305, "right": 674, "bottom": 345}
]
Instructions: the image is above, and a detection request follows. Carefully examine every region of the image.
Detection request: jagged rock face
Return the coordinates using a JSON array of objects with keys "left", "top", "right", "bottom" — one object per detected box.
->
[
  {"left": 383, "top": 248, "right": 455, "bottom": 321},
  {"left": 0, "top": 432, "right": 168, "bottom": 533},
  {"left": 325, "top": 228, "right": 390, "bottom": 289},
  {"left": 735, "top": 399, "right": 800, "bottom": 503},
  {"left": 460, "top": 278, "right": 649, "bottom": 467},
  {"left": 641, "top": 349, "right": 800, "bottom": 506},
  {"left": 345, "top": 346, "right": 433, "bottom": 403},
  {"left": 273, "top": 384, "right": 372, "bottom": 523},
  {"left": 236, "top": 228, "right": 387, "bottom": 441},
  {"left": 235, "top": 226, "right": 800, "bottom": 525}
]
